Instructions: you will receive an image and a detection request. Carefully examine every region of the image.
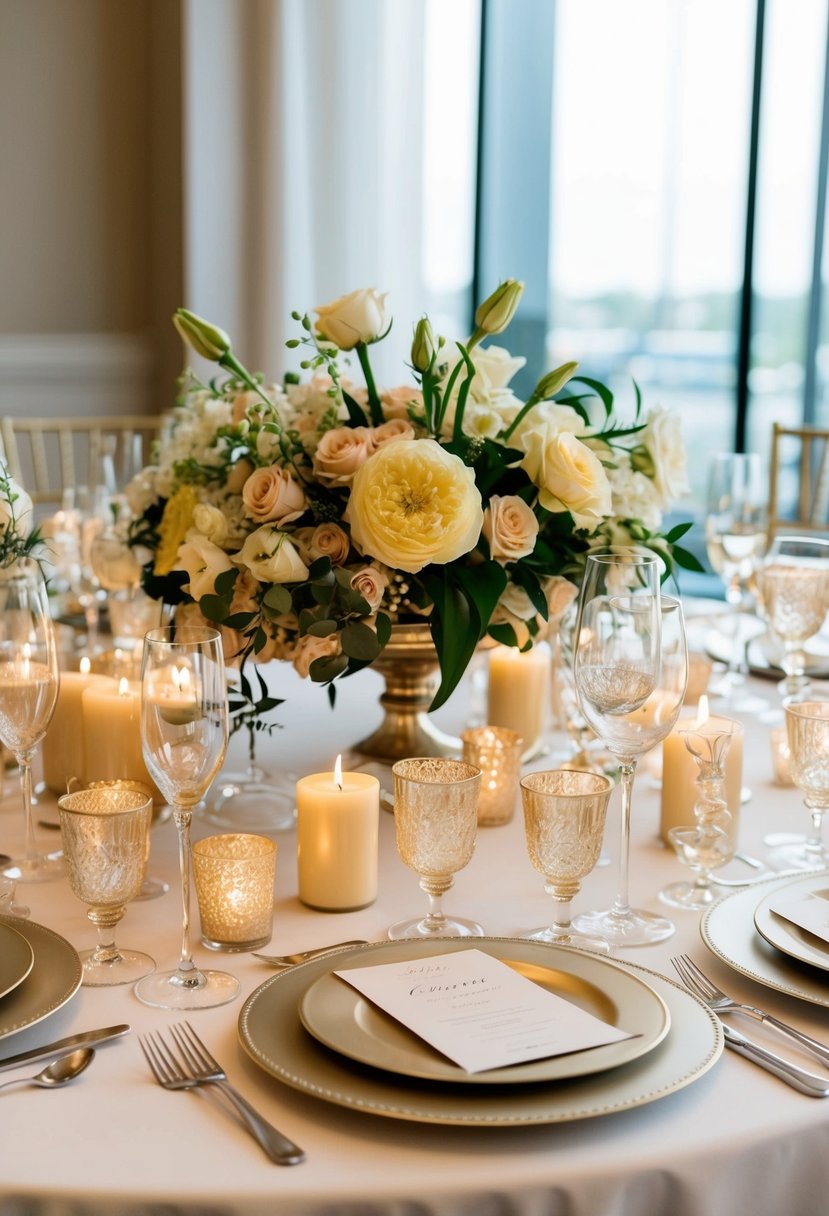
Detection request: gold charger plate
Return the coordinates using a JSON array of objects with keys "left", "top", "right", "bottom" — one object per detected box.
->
[
  {"left": 298, "top": 940, "right": 670, "bottom": 1085},
  {"left": 0, "top": 922, "right": 34, "bottom": 1002},
  {"left": 701, "top": 873, "right": 829, "bottom": 1008},
  {"left": 239, "top": 938, "right": 723, "bottom": 1127},
  {"left": 754, "top": 873, "right": 829, "bottom": 973},
  {"left": 0, "top": 916, "right": 82, "bottom": 1040}
]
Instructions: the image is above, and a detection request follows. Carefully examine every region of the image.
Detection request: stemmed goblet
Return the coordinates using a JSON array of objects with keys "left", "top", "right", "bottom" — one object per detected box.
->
[
  {"left": 388, "top": 757, "right": 483, "bottom": 940},
  {"left": 134, "top": 625, "right": 238, "bottom": 1010},
  {"left": 0, "top": 562, "right": 63, "bottom": 908},
  {"left": 757, "top": 536, "right": 829, "bottom": 701},
  {"left": 774, "top": 700, "right": 829, "bottom": 872},
  {"left": 520, "top": 769, "right": 613, "bottom": 952},
  {"left": 58, "top": 785, "right": 155, "bottom": 985},
  {"left": 572, "top": 553, "right": 688, "bottom": 947}
]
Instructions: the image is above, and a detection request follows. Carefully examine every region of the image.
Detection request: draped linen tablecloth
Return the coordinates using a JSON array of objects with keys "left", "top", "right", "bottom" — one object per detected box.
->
[{"left": 1, "top": 636, "right": 829, "bottom": 1216}]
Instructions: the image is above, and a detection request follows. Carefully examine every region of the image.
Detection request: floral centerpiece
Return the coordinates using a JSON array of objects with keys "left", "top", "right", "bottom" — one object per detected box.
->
[
  {"left": 0, "top": 467, "right": 41, "bottom": 572},
  {"left": 127, "top": 280, "right": 699, "bottom": 727}
]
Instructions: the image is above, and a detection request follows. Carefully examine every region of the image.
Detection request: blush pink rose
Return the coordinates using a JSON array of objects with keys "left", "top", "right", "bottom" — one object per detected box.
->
[
  {"left": 242, "top": 465, "right": 307, "bottom": 524},
  {"left": 371, "top": 418, "right": 416, "bottom": 447},
  {"left": 312, "top": 426, "right": 375, "bottom": 487}
]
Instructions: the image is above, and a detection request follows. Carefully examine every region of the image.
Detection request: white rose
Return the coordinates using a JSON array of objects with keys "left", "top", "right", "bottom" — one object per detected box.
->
[
  {"left": 440, "top": 342, "right": 526, "bottom": 399},
  {"left": 192, "top": 503, "right": 229, "bottom": 545},
  {"left": 519, "top": 423, "right": 612, "bottom": 530},
  {"left": 314, "top": 288, "right": 389, "bottom": 351},
  {"left": 175, "top": 529, "right": 235, "bottom": 600},
  {"left": 510, "top": 400, "right": 588, "bottom": 446},
  {"left": 540, "top": 576, "right": 578, "bottom": 637},
  {"left": 489, "top": 582, "right": 538, "bottom": 649},
  {"left": 642, "top": 407, "right": 690, "bottom": 507},
  {"left": 234, "top": 526, "right": 308, "bottom": 583},
  {"left": 0, "top": 474, "right": 33, "bottom": 541},
  {"left": 607, "top": 460, "right": 662, "bottom": 531},
  {"left": 482, "top": 495, "right": 539, "bottom": 563}
]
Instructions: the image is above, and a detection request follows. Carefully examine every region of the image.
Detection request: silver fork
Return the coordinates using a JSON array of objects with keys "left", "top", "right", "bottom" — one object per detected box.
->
[
  {"left": 139, "top": 1024, "right": 305, "bottom": 1165},
  {"left": 670, "top": 954, "right": 829, "bottom": 1067}
]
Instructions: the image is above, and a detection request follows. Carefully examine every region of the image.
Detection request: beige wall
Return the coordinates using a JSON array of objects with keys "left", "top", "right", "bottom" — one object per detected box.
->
[{"left": 0, "top": 0, "right": 183, "bottom": 412}]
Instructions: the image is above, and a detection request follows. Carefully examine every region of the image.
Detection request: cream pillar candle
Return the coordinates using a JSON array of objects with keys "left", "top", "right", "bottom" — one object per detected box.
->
[
  {"left": 81, "top": 677, "right": 161, "bottom": 801},
  {"left": 42, "top": 657, "right": 116, "bottom": 793},
  {"left": 660, "top": 700, "right": 744, "bottom": 845},
  {"left": 296, "top": 757, "right": 380, "bottom": 911},
  {"left": 486, "top": 643, "right": 550, "bottom": 759}
]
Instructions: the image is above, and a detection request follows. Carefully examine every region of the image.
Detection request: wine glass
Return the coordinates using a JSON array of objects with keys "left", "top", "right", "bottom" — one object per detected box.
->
[
  {"left": 572, "top": 553, "right": 688, "bottom": 947},
  {"left": 756, "top": 536, "right": 829, "bottom": 700},
  {"left": 772, "top": 699, "right": 829, "bottom": 872},
  {"left": 520, "top": 769, "right": 613, "bottom": 952},
  {"left": 134, "top": 625, "right": 238, "bottom": 1010},
  {"left": 58, "top": 785, "right": 155, "bottom": 985},
  {"left": 704, "top": 453, "right": 766, "bottom": 697},
  {"left": 388, "top": 757, "right": 483, "bottom": 940},
  {"left": 0, "top": 562, "right": 64, "bottom": 895}
]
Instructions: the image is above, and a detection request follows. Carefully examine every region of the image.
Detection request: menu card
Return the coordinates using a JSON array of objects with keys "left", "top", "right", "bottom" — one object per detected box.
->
[
  {"left": 768, "top": 892, "right": 829, "bottom": 947},
  {"left": 334, "top": 948, "right": 634, "bottom": 1074}
]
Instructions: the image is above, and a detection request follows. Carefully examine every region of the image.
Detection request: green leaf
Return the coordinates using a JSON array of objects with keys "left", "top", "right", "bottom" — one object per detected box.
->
[
  {"left": 453, "top": 560, "right": 509, "bottom": 639},
  {"left": 306, "top": 619, "right": 338, "bottom": 637},
  {"left": 422, "top": 569, "right": 472, "bottom": 711},
  {"left": 375, "top": 611, "right": 392, "bottom": 648},
  {"left": 341, "top": 621, "right": 382, "bottom": 661},
  {"left": 263, "top": 585, "right": 292, "bottom": 614},
  {"left": 488, "top": 622, "right": 519, "bottom": 648},
  {"left": 308, "top": 556, "right": 332, "bottom": 581},
  {"left": 222, "top": 611, "right": 256, "bottom": 630},
  {"left": 671, "top": 544, "right": 706, "bottom": 574},
  {"left": 664, "top": 521, "right": 694, "bottom": 544},
  {"left": 198, "top": 594, "right": 229, "bottom": 623},
  {"left": 213, "top": 567, "right": 239, "bottom": 597},
  {"left": 254, "top": 696, "right": 283, "bottom": 714},
  {"left": 510, "top": 563, "right": 547, "bottom": 618},
  {"left": 569, "top": 375, "right": 614, "bottom": 417},
  {"left": 342, "top": 389, "right": 369, "bottom": 427},
  {"left": 309, "top": 652, "right": 349, "bottom": 682},
  {"left": 311, "top": 581, "right": 335, "bottom": 605}
]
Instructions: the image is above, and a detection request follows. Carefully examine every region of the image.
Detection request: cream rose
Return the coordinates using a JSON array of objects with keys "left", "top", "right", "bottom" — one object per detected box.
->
[
  {"left": 519, "top": 424, "right": 612, "bottom": 530},
  {"left": 642, "top": 407, "right": 690, "bottom": 507},
  {"left": 310, "top": 523, "right": 350, "bottom": 565},
  {"left": 482, "top": 495, "right": 539, "bottom": 563},
  {"left": 346, "top": 439, "right": 483, "bottom": 574},
  {"left": 312, "top": 426, "right": 374, "bottom": 487},
  {"left": 292, "top": 632, "right": 342, "bottom": 679},
  {"left": 489, "top": 583, "right": 538, "bottom": 649},
  {"left": 175, "top": 529, "right": 235, "bottom": 600},
  {"left": 371, "top": 418, "right": 416, "bottom": 447},
  {"left": 234, "top": 526, "right": 308, "bottom": 583},
  {"left": 192, "top": 503, "right": 229, "bottom": 545},
  {"left": 350, "top": 564, "right": 389, "bottom": 611},
  {"left": 242, "top": 465, "right": 307, "bottom": 524},
  {"left": 314, "top": 288, "right": 389, "bottom": 351}
]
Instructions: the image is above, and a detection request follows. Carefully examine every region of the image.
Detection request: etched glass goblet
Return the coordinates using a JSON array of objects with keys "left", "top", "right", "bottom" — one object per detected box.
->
[
  {"left": 520, "top": 769, "right": 613, "bottom": 952},
  {"left": 388, "top": 757, "right": 482, "bottom": 940},
  {"left": 660, "top": 720, "right": 735, "bottom": 909},
  {"left": 757, "top": 536, "right": 829, "bottom": 700},
  {"left": 134, "top": 625, "right": 237, "bottom": 1010},
  {"left": 775, "top": 699, "right": 829, "bottom": 872},
  {"left": 58, "top": 786, "right": 155, "bottom": 985}
]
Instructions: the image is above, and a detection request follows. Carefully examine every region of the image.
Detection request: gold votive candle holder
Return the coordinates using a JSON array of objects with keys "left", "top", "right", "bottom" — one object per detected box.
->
[
  {"left": 192, "top": 833, "right": 276, "bottom": 952},
  {"left": 770, "top": 725, "right": 793, "bottom": 786},
  {"left": 461, "top": 726, "right": 523, "bottom": 825}
]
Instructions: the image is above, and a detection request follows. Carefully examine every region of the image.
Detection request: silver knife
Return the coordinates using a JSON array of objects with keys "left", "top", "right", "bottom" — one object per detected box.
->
[
  {"left": 0, "top": 1024, "right": 130, "bottom": 1073},
  {"left": 722, "top": 1023, "right": 829, "bottom": 1096}
]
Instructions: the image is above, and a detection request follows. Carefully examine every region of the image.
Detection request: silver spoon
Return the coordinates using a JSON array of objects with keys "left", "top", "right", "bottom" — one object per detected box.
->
[
  {"left": 0, "top": 1047, "right": 95, "bottom": 1093},
  {"left": 253, "top": 939, "right": 369, "bottom": 967}
]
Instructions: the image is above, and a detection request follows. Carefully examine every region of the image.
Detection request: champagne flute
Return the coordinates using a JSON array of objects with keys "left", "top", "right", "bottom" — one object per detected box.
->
[
  {"left": 572, "top": 553, "right": 687, "bottom": 947},
  {"left": 756, "top": 536, "right": 829, "bottom": 700},
  {"left": 704, "top": 453, "right": 766, "bottom": 697},
  {"left": 0, "top": 562, "right": 64, "bottom": 897},
  {"left": 134, "top": 625, "right": 238, "bottom": 1010}
]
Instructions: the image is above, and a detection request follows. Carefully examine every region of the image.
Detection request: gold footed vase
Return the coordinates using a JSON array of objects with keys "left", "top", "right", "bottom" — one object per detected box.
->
[{"left": 352, "top": 624, "right": 462, "bottom": 763}]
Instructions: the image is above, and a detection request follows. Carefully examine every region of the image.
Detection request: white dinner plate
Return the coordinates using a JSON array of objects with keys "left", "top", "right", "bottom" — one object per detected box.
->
[
  {"left": 239, "top": 938, "right": 723, "bottom": 1127},
  {"left": 0, "top": 921, "right": 34, "bottom": 1002},
  {"left": 701, "top": 873, "right": 829, "bottom": 1008},
  {"left": 0, "top": 916, "right": 82, "bottom": 1040},
  {"left": 754, "top": 873, "right": 829, "bottom": 973},
  {"left": 298, "top": 939, "right": 670, "bottom": 1085}
]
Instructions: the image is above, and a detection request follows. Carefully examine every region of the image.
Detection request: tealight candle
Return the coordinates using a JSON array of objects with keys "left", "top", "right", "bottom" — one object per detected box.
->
[
  {"left": 660, "top": 696, "right": 744, "bottom": 844},
  {"left": 146, "top": 663, "right": 202, "bottom": 726},
  {"left": 193, "top": 833, "right": 277, "bottom": 951},
  {"left": 486, "top": 644, "right": 550, "bottom": 760},
  {"left": 82, "top": 677, "right": 161, "bottom": 801},
  {"left": 42, "top": 657, "right": 116, "bottom": 793},
  {"left": 296, "top": 756, "right": 380, "bottom": 911}
]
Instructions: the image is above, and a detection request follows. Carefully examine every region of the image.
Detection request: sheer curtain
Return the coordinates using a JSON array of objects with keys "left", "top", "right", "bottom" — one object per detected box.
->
[{"left": 182, "top": 0, "right": 428, "bottom": 384}]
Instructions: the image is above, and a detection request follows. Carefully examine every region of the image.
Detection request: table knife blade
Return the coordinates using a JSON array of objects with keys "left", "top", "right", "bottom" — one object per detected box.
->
[
  {"left": 0, "top": 1024, "right": 130, "bottom": 1073},
  {"left": 721, "top": 1023, "right": 829, "bottom": 1096}
]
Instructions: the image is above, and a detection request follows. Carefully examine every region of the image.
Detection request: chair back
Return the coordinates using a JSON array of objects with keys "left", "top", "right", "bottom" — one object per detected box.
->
[
  {"left": 767, "top": 422, "right": 829, "bottom": 542},
  {"left": 0, "top": 415, "right": 160, "bottom": 507}
]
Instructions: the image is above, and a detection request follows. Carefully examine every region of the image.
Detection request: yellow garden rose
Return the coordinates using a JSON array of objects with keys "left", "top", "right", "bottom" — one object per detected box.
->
[{"left": 346, "top": 439, "right": 483, "bottom": 574}]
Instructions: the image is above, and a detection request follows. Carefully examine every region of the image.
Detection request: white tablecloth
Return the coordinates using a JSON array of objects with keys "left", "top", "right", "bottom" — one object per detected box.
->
[{"left": 1, "top": 646, "right": 829, "bottom": 1216}]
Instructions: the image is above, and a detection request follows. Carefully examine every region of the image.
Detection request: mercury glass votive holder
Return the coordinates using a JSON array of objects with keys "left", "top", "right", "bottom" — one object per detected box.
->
[
  {"left": 193, "top": 833, "right": 276, "bottom": 952},
  {"left": 461, "top": 726, "right": 523, "bottom": 826}
]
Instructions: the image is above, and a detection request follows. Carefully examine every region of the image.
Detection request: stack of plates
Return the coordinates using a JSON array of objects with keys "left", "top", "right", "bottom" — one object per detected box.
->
[
  {"left": 238, "top": 938, "right": 724, "bottom": 1127},
  {"left": 0, "top": 916, "right": 82, "bottom": 1043},
  {"left": 702, "top": 872, "right": 829, "bottom": 1007}
]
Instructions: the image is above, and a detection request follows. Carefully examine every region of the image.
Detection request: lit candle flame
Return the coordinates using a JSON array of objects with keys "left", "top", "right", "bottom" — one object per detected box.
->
[
  {"left": 118, "top": 677, "right": 130, "bottom": 697},
  {"left": 694, "top": 694, "right": 710, "bottom": 728},
  {"left": 172, "top": 665, "right": 191, "bottom": 695},
  {"left": 334, "top": 753, "right": 343, "bottom": 791},
  {"left": 21, "top": 642, "right": 31, "bottom": 679},
  {"left": 79, "top": 655, "right": 91, "bottom": 675}
]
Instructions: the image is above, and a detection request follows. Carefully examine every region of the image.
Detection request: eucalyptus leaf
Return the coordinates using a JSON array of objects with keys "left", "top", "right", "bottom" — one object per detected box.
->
[
  {"left": 341, "top": 621, "right": 382, "bottom": 661},
  {"left": 306, "top": 619, "right": 338, "bottom": 638}
]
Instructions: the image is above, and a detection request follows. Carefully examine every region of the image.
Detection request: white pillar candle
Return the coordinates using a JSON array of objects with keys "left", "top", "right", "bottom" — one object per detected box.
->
[
  {"left": 42, "top": 658, "right": 116, "bottom": 793},
  {"left": 660, "top": 702, "right": 744, "bottom": 845},
  {"left": 486, "top": 643, "right": 549, "bottom": 759},
  {"left": 82, "top": 677, "right": 161, "bottom": 801},
  {"left": 296, "top": 757, "right": 379, "bottom": 911}
]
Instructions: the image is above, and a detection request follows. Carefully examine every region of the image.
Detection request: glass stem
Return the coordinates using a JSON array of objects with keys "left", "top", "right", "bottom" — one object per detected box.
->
[
  {"left": 17, "top": 749, "right": 37, "bottom": 862},
  {"left": 88, "top": 907, "right": 123, "bottom": 965},
  {"left": 173, "top": 808, "right": 201, "bottom": 984},
  {"left": 611, "top": 760, "right": 637, "bottom": 920},
  {"left": 547, "top": 879, "right": 578, "bottom": 938},
  {"left": 420, "top": 875, "right": 452, "bottom": 932},
  {"left": 804, "top": 799, "right": 827, "bottom": 865}
]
